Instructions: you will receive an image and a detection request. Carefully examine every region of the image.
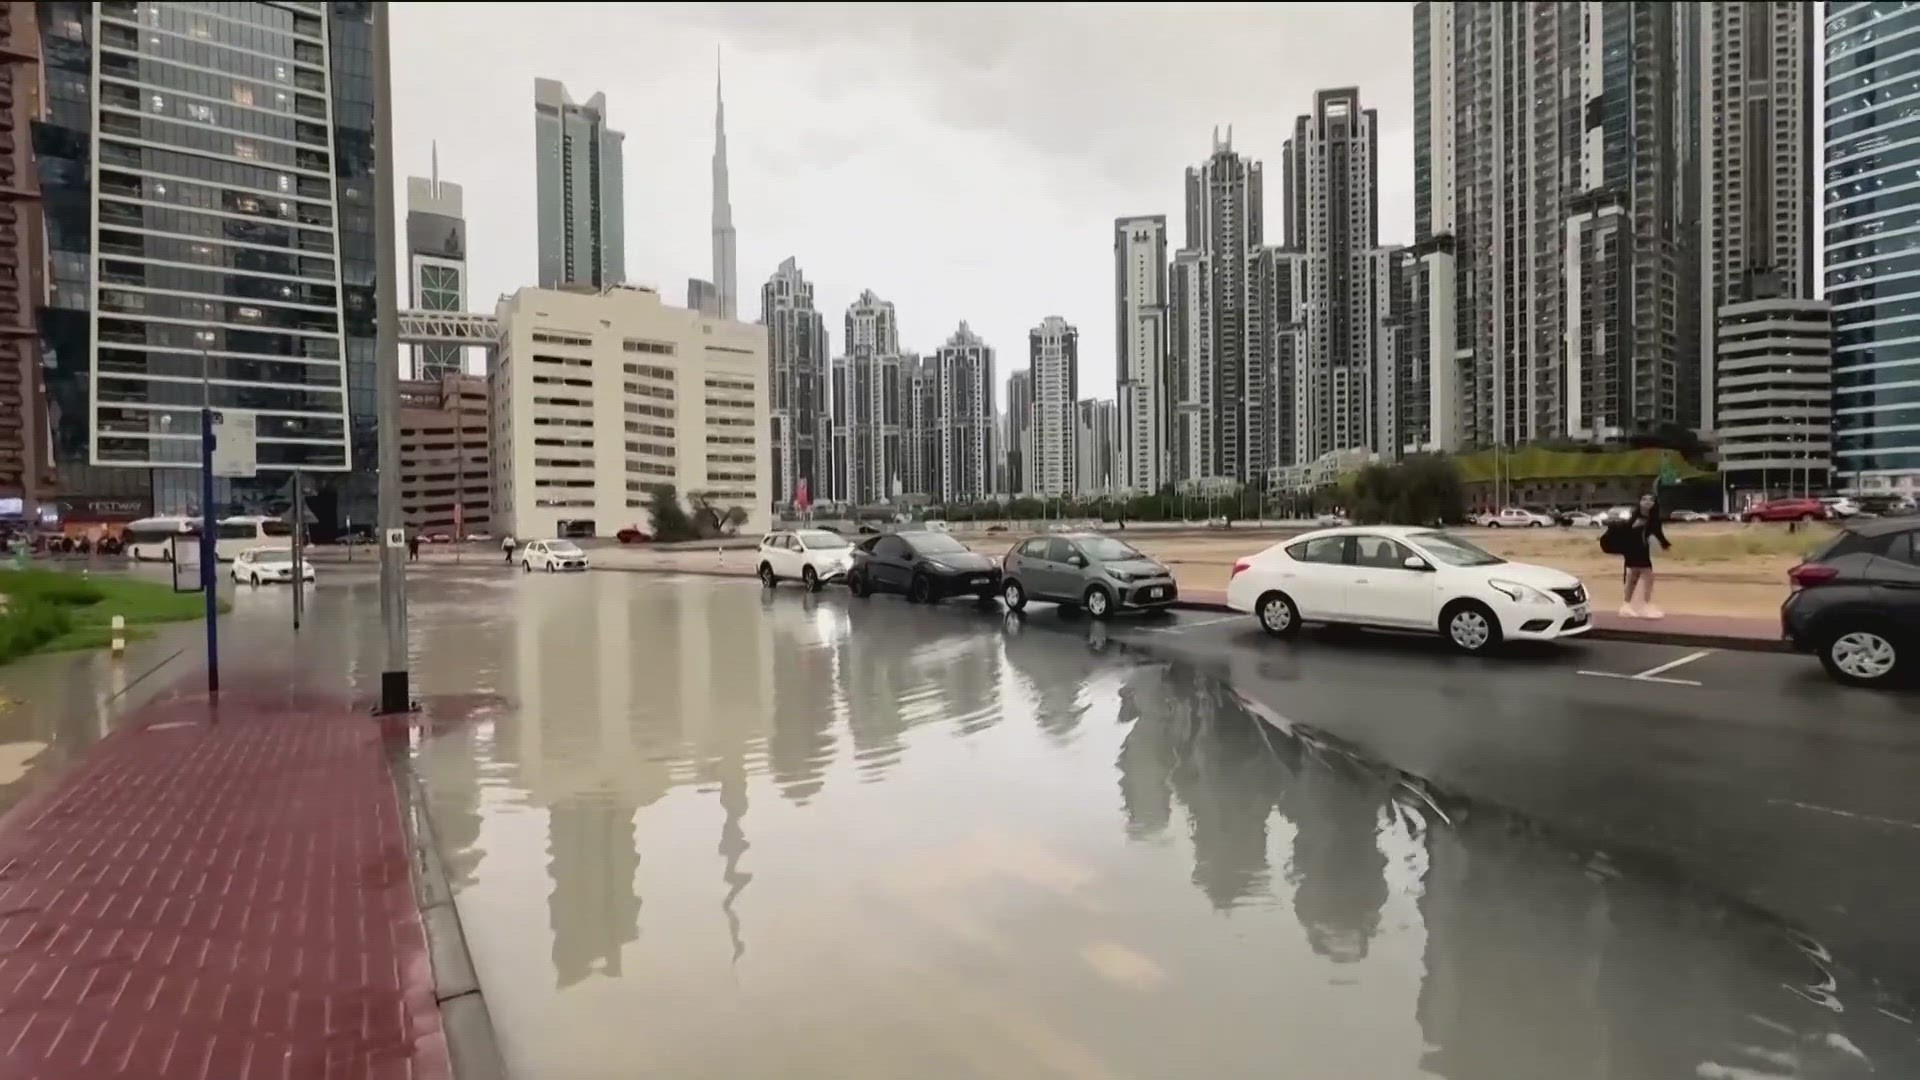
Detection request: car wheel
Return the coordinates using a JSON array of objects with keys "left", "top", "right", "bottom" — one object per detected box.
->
[
  {"left": 1084, "top": 585, "right": 1113, "bottom": 620},
  {"left": 1488, "top": 520, "right": 1503, "bottom": 528},
  {"left": 1441, "top": 600, "right": 1502, "bottom": 654},
  {"left": 521, "top": 560, "right": 530, "bottom": 572},
  {"left": 1002, "top": 579, "right": 1028, "bottom": 612},
  {"left": 909, "top": 574, "right": 934, "bottom": 604},
  {"left": 803, "top": 566, "right": 821, "bottom": 592},
  {"left": 1820, "top": 624, "right": 1903, "bottom": 687},
  {"left": 545, "top": 560, "right": 555, "bottom": 573},
  {"left": 1256, "top": 591, "right": 1300, "bottom": 637},
  {"left": 250, "top": 573, "right": 261, "bottom": 587},
  {"left": 759, "top": 562, "right": 777, "bottom": 588},
  {"left": 849, "top": 571, "right": 871, "bottom": 598}
]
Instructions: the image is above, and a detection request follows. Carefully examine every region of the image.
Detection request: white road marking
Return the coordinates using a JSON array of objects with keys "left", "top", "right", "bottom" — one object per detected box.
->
[
  {"left": 1141, "top": 614, "right": 1243, "bottom": 634},
  {"left": 1576, "top": 649, "right": 1714, "bottom": 686},
  {"left": 1631, "top": 650, "right": 1714, "bottom": 679},
  {"left": 1767, "top": 798, "right": 1920, "bottom": 834}
]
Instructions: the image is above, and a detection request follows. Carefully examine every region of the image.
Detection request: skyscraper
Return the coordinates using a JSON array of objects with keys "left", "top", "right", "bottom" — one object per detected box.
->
[
  {"left": 535, "top": 78, "right": 625, "bottom": 290},
  {"left": 1074, "top": 399, "right": 1120, "bottom": 496},
  {"left": 1284, "top": 88, "right": 1388, "bottom": 460},
  {"left": 829, "top": 290, "right": 905, "bottom": 504},
  {"left": 711, "top": 59, "right": 738, "bottom": 321},
  {"left": 1411, "top": 2, "right": 1699, "bottom": 449},
  {"left": 0, "top": 5, "right": 52, "bottom": 515},
  {"left": 1701, "top": 2, "right": 1820, "bottom": 490},
  {"left": 1828, "top": 2, "right": 1920, "bottom": 493},
  {"left": 407, "top": 147, "right": 467, "bottom": 381},
  {"left": 763, "top": 258, "right": 828, "bottom": 509},
  {"left": 35, "top": 0, "right": 377, "bottom": 530},
  {"left": 1004, "top": 368, "right": 1033, "bottom": 496},
  {"left": 1172, "top": 129, "right": 1263, "bottom": 485},
  {"left": 930, "top": 323, "right": 996, "bottom": 503},
  {"left": 1114, "top": 215, "right": 1168, "bottom": 493},
  {"left": 1029, "top": 317, "right": 1078, "bottom": 498}
]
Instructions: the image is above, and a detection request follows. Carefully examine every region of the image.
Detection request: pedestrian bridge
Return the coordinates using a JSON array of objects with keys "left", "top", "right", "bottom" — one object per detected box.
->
[{"left": 396, "top": 309, "right": 501, "bottom": 346}]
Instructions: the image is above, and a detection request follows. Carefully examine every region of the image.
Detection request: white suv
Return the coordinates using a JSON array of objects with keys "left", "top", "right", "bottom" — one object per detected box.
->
[
  {"left": 1225, "top": 526, "right": 1591, "bottom": 654},
  {"left": 759, "top": 528, "right": 855, "bottom": 591},
  {"left": 519, "top": 539, "right": 588, "bottom": 572}
]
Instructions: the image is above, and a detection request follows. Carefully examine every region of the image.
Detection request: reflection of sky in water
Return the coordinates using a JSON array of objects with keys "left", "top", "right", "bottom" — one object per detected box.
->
[{"left": 400, "top": 574, "right": 1911, "bottom": 1080}]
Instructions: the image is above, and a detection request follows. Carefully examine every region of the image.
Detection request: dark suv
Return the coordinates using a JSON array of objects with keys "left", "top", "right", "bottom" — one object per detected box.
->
[
  {"left": 847, "top": 530, "right": 1000, "bottom": 604},
  {"left": 1782, "top": 517, "right": 1920, "bottom": 687}
]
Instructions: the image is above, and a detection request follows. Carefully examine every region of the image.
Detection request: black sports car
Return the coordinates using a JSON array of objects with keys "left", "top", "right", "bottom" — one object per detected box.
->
[{"left": 848, "top": 530, "right": 1001, "bottom": 604}]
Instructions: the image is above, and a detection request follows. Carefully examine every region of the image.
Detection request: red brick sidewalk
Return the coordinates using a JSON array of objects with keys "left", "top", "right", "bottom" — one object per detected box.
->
[{"left": 0, "top": 674, "right": 451, "bottom": 1079}]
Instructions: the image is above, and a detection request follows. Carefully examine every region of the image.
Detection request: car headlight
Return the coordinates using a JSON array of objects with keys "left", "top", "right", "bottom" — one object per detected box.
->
[
  {"left": 1107, "top": 568, "right": 1136, "bottom": 582},
  {"left": 924, "top": 561, "right": 951, "bottom": 573},
  {"left": 1488, "top": 578, "right": 1554, "bottom": 604}
]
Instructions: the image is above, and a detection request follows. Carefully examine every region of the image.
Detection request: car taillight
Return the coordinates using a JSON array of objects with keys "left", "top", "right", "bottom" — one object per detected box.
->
[
  {"left": 1788, "top": 562, "right": 1839, "bottom": 591},
  {"left": 1230, "top": 558, "right": 1252, "bottom": 581}
]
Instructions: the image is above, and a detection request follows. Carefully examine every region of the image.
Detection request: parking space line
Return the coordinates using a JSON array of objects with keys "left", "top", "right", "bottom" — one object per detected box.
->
[
  {"left": 1768, "top": 799, "right": 1920, "bottom": 834},
  {"left": 1140, "top": 615, "right": 1243, "bottom": 634},
  {"left": 1575, "top": 650, "right": 1714, "bottom": 687}
]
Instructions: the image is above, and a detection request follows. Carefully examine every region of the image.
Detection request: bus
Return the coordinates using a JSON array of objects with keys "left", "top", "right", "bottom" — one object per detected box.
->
[
  {"left": 124, "top": 515, "right": 199, "bottom": 562},
  {"left": 123, "top": 515, "right": 292, "bottom": 562}
]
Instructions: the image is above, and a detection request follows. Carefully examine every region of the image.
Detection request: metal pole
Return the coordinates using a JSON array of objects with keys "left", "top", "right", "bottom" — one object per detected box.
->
[
  {"left": 200, "top": 403, "right": 219, "bottom": 694},
  {"left": 373, "top": 2, "right": 410, "bottom": 714},
  {"left": 291, "top": 469, "right": 304, "bottom": 631}
]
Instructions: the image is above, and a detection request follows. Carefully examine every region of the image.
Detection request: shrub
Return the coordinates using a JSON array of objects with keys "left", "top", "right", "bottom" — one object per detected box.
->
[
  {"left": 0, "top": 601, "right": 74, "bottom": 665},
  {"left": 0, "top": 569, "right": 104, "bottom": 607}
]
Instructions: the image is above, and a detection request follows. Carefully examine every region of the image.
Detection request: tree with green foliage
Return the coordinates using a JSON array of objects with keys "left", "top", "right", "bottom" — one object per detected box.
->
[
  {"left": 645, "top": 483, "right": 700, "bottom": 542},
  {"left": 1345, "top": 454, "right": 1467, "bottom": 526}
]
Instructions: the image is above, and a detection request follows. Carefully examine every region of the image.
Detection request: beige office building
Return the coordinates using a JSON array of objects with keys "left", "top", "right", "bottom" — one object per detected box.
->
[
  {"left": 492, "top": 284, "right": 769, "bottom": 541},
  {"left": 399, "top": 374, "right": 490, "bottom": 537}
]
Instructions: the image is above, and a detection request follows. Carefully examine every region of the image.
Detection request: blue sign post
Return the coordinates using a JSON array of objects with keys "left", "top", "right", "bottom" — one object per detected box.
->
[{"left": 200, "top": 406, "right": 219, "bottom": 694}]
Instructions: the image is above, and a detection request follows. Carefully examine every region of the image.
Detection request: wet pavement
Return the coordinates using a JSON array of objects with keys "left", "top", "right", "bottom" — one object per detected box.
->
[
  {"left": 375, "top": 570, "right": 1911, "bottom": 1079},
  {"left": 6, "top": 566, "right": 1914, "bottom": 1078}
]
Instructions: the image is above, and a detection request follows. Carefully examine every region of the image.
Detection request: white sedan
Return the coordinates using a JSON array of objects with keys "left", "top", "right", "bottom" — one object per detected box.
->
[
  {"left": 1225, "top": 525, "right": 1591, "bottom": 654},
  {"left": 230, "top": 546, "right": 315, "bottom": 586},
  {"left": 758, "top": 528, "right": 854, "bottom": 591},
  {"left": 519, "top": 539, "right": 589, "bottom": 572}
]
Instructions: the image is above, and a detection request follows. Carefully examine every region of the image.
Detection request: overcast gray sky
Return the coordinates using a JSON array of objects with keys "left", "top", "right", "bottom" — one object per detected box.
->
[{"left": 390, "top": 2, "right": 1414, "bottom": 393}]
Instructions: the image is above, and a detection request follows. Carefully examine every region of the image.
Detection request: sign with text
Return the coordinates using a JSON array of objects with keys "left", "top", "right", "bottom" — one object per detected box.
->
[{"left": 211, "top": 410, "right": 258, "bottom": 479}]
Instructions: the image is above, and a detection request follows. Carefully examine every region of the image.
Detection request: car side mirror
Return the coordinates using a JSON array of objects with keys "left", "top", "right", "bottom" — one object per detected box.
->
[
  {"left": 1403, "top": 555, "right": 1433, "bottom": 572},
  {"left": 1068, "top": 555, "right": 1087, "bottom": 568}
]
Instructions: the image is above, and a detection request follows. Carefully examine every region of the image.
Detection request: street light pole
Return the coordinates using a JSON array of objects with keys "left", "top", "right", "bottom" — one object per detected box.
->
[{"left": 373, "top": 2, "right": 410, "bottom": 714}]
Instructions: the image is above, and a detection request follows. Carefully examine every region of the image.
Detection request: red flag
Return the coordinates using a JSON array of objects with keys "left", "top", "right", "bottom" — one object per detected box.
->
[{"left": 795, "top": 478, "right": 811, "bottom": 511}]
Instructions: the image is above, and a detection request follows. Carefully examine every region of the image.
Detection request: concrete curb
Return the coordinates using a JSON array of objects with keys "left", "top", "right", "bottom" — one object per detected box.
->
[{"left": 384, "top": 741, "right": 508, "bottom": 1080}]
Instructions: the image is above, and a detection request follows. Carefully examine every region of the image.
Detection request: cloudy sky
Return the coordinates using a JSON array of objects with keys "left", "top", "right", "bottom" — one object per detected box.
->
[{"left": 390, "top": 2, "right": 1414, "bottom": 393}]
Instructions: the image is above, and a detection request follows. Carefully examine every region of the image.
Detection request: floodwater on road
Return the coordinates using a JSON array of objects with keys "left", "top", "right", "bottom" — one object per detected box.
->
[{"left": 386, "top": 571, "right": 1912, "bottom": 1079}]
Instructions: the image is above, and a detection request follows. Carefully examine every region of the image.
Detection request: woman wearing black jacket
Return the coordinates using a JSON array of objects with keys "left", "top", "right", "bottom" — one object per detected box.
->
[{"left": 1619, "top": 493, "right": 1671, "bottom": 619}]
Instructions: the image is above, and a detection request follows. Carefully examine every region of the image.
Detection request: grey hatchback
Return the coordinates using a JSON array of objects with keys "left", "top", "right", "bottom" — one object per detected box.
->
[{"left": 1000, "top": 533, "right": 1178, "bottom": 618}]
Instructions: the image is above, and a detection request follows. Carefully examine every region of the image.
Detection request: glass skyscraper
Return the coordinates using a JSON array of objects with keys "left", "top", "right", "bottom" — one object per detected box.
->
[
  {"left": 534, "top": 78, "right": 624, "bottom": 290},
  {"left": 1828, "top": 1, "right": 1920, "bottom": 492},
  {"left": 34, "top": 0, "right": 376, "bottom": 532}
]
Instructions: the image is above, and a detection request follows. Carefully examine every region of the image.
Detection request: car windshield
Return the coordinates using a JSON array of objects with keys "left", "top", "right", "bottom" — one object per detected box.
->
[
  {"left": 904, "top": 532, "right": 968, "bottom": 555},
  {"left": 1079, "top": 537, "right": 1144, "bottom": 561},
  {"left": 1409, "top": 530, "right": 1505, "bottom": 567},
  {"left": 547, "top": 541, "right": 582, "bottom": 555},
  {"left": 252, "top": 549, "right": 292, "bottom": 564},
  {"left": 798, "top": 531, "right": 850, "bottom": 550}
]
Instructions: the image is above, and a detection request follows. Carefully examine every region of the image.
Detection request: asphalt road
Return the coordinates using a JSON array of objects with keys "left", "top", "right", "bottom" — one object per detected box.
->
[{"left": 866, "top": 588, "right": 1920, "bottom": 1011}]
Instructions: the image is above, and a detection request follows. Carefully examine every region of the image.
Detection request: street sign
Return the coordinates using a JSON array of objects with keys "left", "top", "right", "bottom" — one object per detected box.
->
[
  {"left": 385, "top": 528, "right": 406, "bottom": 549},
  {"left": 211, "top": 410, "right": 257, "bottom": 478}
]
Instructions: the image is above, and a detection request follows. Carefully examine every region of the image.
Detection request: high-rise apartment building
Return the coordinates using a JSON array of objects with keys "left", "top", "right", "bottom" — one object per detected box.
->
[
  {"left": 490, "top": 284, "right": 768, "bottom": 539},
  {"left": 1713, "top": 299, "right": 1832, "bottom": 491},
  {"left": 407, "top": 150, "right": 467, "bottom": 382},
  {"left": 829, "top": 290, "right": 905, "bottom": 504},
  {"left": 535, "top": 78, "right": 624, "bottom": 290},
  {"left": 1411, "top": 2, "right": 1699, "bottom": 449},
  {"left": 710, "top": 64, "right": 737, "bottom": 321},
  {"left": 1248, "top": 246, "right": 1310, "bottom": 469},
  {"left": 1028, "top": 317, "right": 1077, "bottom": 498},
  {"left": 1171, "top": 131, "right": 1263, "bottom": 485},
  {"left": 1113, "top": 216, "right": 1168, "bottom": 493},
  {"left": 1700, "top": 1, "right": 1816, "bottom": 439},
  {"left": 1074, "top": 399, "right": 1119, "bottom": 496},
  {"left": 1827, "top": 2, "right": 1920, "bottom": 493},
  {"left": 1004, "top": 368, "right": 1033, "bottom": 496},
  {"left": 1284, "top": 88, "right": 1387, "bottom": 461},
  {"left": 929, "top": 323, "right": 995, "bottom": 504},
  {"left": 35, "top": 0, "right": 377, "bottom": 531},
  {"left": 0, "top": 3, "right": 52, "bottom": 516},
  {"left": 763, "top": 258, "right": 828, "bottom": 509}
]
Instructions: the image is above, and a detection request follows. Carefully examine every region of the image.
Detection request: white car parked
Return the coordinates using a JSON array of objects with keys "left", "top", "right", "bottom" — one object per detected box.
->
[
  {"left": 1225, "top": 526, "right": 1592, "bottom": 654},
  {"left": 230, "top": 546, "right": 315, "bottom": 586},
  {"left": 1475, "top": 506, "right": 1555, "bottom": 528},
  {"left": 519, "top": 539, "right": 589, "bottom": 572},
  {"left": 758, "top": 528, "right": 855, "bottom": 591}
]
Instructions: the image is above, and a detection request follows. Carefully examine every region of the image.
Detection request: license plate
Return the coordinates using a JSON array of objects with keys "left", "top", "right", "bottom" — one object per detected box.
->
[
  {"left": 970, "top": 576, "right": 988, "bottom": 586},
  {"left": 1146, "top": 587, "right": 1165, "bottom": 599}
]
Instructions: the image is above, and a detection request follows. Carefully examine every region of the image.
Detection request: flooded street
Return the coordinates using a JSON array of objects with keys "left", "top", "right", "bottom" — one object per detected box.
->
[{"left": 354, "top": 570, "right": 1906, "bottom": 1079}]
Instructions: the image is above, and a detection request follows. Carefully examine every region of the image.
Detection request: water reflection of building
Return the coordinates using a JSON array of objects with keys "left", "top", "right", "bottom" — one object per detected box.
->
[
  {"left": 1001, "top": 623, "right": 1103, "bottom": 743},
  {"left": 1282, "top": 757, "right": 1390, "bottom": 962},
  {"left": 759, "top": 593, "right": 841, "bottom": 804},
  {"left": 835, "top": 603, "right": 1004, "bottom": 779}
]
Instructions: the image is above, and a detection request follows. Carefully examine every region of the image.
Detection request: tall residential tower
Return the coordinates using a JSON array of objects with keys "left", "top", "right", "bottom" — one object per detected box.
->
[
  {"left": 1028, "top": 317, "right": 1078, "bottom": 498},
  {"left": 763, "top": 258, "right": 827, "bottom": 508},
  {"left": 1171, "top": 129, "right": 1263, "bottom": 485},
  {"left": 1114, "top": 215, "right": 1168, "bottom": 493},
  {"left": 535, "top": 78, "right": 625, "bottom": 290}
]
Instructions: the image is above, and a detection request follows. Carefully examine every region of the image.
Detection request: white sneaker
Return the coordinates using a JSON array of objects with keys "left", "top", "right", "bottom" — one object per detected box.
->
[
  {"left": 1617, "top": 603, "right": 1641, "bottom": 618},
  {"left": 1640, "top": 605, "right": 1664, "bottom": 620}
]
